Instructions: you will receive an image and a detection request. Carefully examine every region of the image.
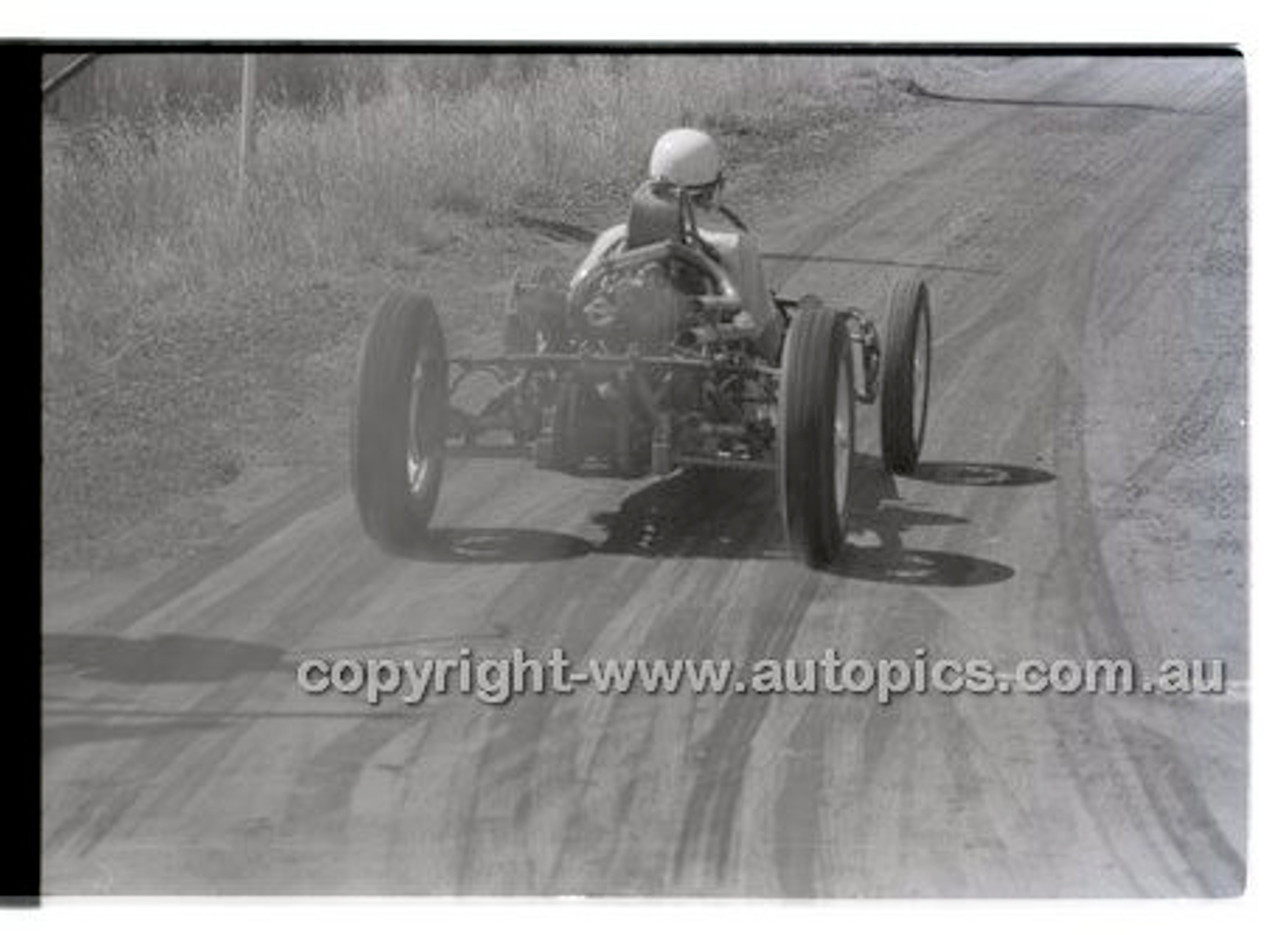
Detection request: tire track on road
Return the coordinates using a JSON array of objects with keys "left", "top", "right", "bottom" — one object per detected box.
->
[{"left": 1030, "top": 109, "right": 1246, "bottom": 893}]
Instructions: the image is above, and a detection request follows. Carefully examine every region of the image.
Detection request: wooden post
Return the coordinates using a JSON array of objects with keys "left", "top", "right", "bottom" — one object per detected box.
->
[{"left": 237, "top": 54, "right": 258, "bottom": 211}]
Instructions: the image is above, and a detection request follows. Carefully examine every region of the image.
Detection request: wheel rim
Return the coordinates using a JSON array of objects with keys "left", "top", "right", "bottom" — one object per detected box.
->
[
  {"left": 834, "top": 350, "right": 853, "bottom": 518},
  {"left": 406, "top": 355, "right": 439, "bottom": 498},
  {"left": 912, "top": 298, "right": 930, "bottom": 447}
]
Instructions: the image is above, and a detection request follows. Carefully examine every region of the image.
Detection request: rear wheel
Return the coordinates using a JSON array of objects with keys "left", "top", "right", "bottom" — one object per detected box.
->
[
  {"left": 779, "top": 303, "right": 857, "bottom": 568},
  {"left": 351, "top": 291, "right": 448, "bottom": 551},
  {"left": 881, "top": 276, "right": 932, "bottom": 475}
]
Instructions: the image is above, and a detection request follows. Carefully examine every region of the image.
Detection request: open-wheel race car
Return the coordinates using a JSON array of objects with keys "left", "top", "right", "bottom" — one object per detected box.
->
[{"left": 350, "top": 129, "right": 933, "bottom": 569}]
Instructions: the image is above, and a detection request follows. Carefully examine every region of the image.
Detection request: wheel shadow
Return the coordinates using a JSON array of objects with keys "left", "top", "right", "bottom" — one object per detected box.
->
[
  {"left": 824, "top": 458, "right": 1015, "bottom": 586},
  {"left": 393, "top": 457, "right": 1034, "bottom": 585},
  {"left": 393, "top": 527, "right": 595, "bottom": 563},
  {"left": 911, "top": 460, "right": 1056, "bottom": 487},
  {"left": 592, "top": 455, "right": 1017, "bottom": 586}
]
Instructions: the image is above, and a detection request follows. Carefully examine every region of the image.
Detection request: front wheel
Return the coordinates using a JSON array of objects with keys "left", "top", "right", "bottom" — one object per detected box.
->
[
  {"left": 779, "top": 303, "right": 857, "bottom": 568},
  {"left": 350, "top": 291, "right": 448, "bottom": 551},
  {"left": 880, "top": 276, "right": 932, "bottom": 475}
]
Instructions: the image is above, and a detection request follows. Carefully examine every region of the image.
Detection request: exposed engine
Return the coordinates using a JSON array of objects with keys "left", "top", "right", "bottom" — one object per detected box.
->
[
  {"left": 555, "top": 256, "right": 774, "bottom": 468},
  {"left": 488, "top": 243, "right": 779, "bottom": 474},
  {"left": 573, "top": 258, "right": 708, "bottom": 353}
]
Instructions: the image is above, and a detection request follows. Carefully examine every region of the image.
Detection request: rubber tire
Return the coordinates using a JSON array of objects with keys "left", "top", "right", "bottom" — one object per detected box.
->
[
  {"left": 351, "top": 291, "right": 448, "bottom": 551},
  {"left": 880, "top": 276, "right": 932, "bottom": 475},
  {"left": 779, "top": 304, "right": 857, "bottom": 569}
]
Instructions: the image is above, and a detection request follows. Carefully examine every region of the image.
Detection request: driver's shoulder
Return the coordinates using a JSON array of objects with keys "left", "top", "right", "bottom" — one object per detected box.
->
[
  {"left": 595, "top": 223, "right": 627, "bottom": 247},
  {"left": 585, "top": 223, "right": 627, "bottom": 260},
  {"left": 697, "top": 226, "right": 751, "bottom": 253}
]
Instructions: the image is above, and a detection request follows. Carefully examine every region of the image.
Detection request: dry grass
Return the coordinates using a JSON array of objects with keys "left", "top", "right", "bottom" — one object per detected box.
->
[{"left": 44, "top": 56, "right": 855, "bottom": 365}]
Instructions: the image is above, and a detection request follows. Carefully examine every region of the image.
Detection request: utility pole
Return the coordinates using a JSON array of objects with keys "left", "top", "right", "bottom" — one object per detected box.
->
[{"left": 237, "top": 54, "right": 258, "bottom": 212}]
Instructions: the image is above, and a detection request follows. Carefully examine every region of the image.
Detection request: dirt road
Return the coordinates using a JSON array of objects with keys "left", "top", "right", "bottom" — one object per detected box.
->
[{"left": 42, "top": 56, "right": 1248, "bottom": 896}]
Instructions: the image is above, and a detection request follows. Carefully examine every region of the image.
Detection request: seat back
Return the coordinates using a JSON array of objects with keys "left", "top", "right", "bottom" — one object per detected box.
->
[{"left": 626, "top": 181, "right": 684, "bottom": 249}]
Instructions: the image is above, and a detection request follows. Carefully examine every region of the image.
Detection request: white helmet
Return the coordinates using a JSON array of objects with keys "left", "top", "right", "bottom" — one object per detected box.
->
[{"left": 648, "top": 128, "right": 722, "bottom": 189}]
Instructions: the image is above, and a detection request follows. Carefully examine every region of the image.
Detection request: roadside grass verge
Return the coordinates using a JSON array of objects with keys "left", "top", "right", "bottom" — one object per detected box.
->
[{"left": 42, "top": 54, "right": 888, "bottom": 565}]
